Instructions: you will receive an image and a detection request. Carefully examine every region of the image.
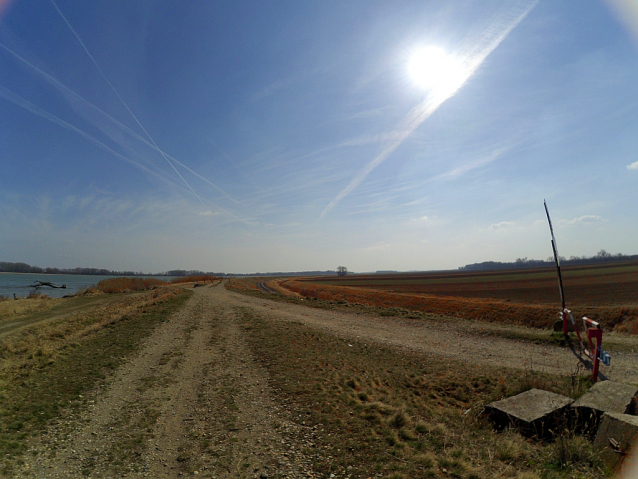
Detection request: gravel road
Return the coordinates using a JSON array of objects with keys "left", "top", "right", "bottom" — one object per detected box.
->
[{"left": 16, "top": 281, "right": 638, "bottom": 477}]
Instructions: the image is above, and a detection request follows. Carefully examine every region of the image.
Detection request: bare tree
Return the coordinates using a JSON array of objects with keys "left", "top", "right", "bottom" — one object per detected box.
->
[{"left": 336, "top": 266, "right": 348, "bottom": 276}]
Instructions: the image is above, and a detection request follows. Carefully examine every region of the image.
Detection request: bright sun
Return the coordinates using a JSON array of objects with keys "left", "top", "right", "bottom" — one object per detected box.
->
[{"left": 408, "top": 46, "right": 467, "bottom": 95}]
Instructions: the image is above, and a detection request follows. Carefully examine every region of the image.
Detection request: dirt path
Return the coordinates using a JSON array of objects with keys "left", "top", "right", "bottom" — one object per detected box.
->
[
  {"left": 18, "top": 284, "right": 315, "bottom": 478},
  {"left": 226, "top": 289, "right": 638, "bottom": 385},
  {"left": 17, "top": 281, "right": 638, "bottom": 478}
]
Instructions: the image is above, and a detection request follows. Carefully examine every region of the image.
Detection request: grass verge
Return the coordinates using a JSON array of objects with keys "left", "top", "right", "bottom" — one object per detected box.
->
[
  {"left": 0, "top": 287, "right": 191, "bottom": 475},
  {"left": 237, "top": 306, "right": 607, "bottom": 478}
]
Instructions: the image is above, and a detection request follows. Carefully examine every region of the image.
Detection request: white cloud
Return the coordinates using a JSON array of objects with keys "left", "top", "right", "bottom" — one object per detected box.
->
[
  {"left": 627, "top": 161, "right": 638, "bottom": 170},
  {"left": 561, "top": 215, "right": 605, "bottom": 225},
  {"left": 346, "top": 107, "right": 388, "bottom": 121},
  {"left": 489, "top": 221, "right": 516, "bottom": 230},
  {"left": 199, "top": 211, "right": 219, "bottom": 217},
  {"left": 364, "top": 242, "right": 392, "bottom": 252},
  {"left": 429, "top": 146, "right": 509, "bottom": 182}
]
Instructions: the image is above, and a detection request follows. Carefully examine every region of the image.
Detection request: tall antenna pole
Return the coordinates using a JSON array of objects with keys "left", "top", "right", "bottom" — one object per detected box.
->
[
  {"left": 544, "top": 201, "right": 609, "bottom": 381},
  {"left": 544, "top": 200, "right": 565, "bottom": 311}
]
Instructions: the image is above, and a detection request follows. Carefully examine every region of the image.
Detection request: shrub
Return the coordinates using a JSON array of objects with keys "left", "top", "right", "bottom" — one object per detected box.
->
[
  {"left": 90, "top": 277, "right": 167, "bottom": 294},
  {"left": 170, "top": 275, "right": 219, "bottom": 284}
]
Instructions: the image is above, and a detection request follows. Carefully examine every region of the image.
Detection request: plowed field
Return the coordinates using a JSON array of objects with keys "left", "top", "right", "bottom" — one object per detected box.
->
[{"left": 282, "top": 261, "right": 638, "bottom": 333}]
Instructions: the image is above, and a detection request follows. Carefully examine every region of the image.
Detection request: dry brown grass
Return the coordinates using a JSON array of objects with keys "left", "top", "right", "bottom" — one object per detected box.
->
[
  {"left": 0, "top": 295, "right": 61, "bottom": 321},
  {"left": 614, "top": 317, "right": 638, "bottom": 335},
  {"left": 170, "top": 274, "right": 219, "bottom": 284},
  {"left": 87, "top": 277, "right": 168, "bottom": 294},
  {"left": 0, "top": 285, "right": 189, "bottom": 473},
  {"left": 82, "top": 275, "right": 221, "bottom": 295},
  {"left": 238, "top": 307, "right": 605, "bottom": 478},
  {"left": 0, "top": 287, "right": 182, "bottom": 368},
  {"left": 282, "top": 280, "right": 638, "bottom": 334}
]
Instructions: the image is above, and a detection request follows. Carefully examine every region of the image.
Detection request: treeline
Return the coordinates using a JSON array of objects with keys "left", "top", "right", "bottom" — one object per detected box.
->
[
  {"left": 165, "top": 269, "right": 219, "bottom": 277},
  {"left": 1, "top": 261, "right": 150, "bottom": 276},
  {"left": 228, "top": 270, "right": 336, "bottom": 277},
  {"left": 0, "top": 262, "right": 338, "bottom": 278},
  {"left": 459, "top": 250, "right": 638, "bottom": 271}
]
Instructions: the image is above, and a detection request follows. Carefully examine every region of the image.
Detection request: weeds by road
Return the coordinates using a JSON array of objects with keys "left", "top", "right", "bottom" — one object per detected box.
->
[
  {"left": 237, "top": 305, "right": 605, "bottom": 478},
  {"left": 0, "top": 286, "right": 189, "bottom": 476}
]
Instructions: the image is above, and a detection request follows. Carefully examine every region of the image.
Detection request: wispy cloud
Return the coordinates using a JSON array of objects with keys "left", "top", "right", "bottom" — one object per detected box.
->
[
  {"left": 560, "top": 215, "right": 605, "bottom": 225},
  {"left": 0, "top": 83, "right": 249, "bottom": 224},
  {"left": 490, "top": 221, "right": 516, "bottom": 230},
  {"left": 334, "top": 131, "right": 410, "bottom": 148},
  {"left": 627, "top": 160, "right": 638, "bottom": 170},
  {"left": 345, "top": 107, "right": 390, "bottom": 121},
  {"left": 364, "top": 242, "right": 392, "bottom": 252},
  {"left": 5, "top": 191, "right": 233, "bottom": 234},
  {"left": 0, "top": 84, "right": 164, "bottom": 181},
  {"left": 0, "top": 42, "right": 239, "bottom": 206},
  {"left": 318, "top": 0, "right": 538, "bottom": 220},
  {"left": 49, "top": 0, "right": 208, "bottom": 206},
  {"left": 428, "top": 146, "right": 509, "bottom": 182}
]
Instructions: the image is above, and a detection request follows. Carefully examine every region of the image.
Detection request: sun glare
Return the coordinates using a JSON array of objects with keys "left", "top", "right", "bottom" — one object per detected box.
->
[{"left": 408, "top": 46, "right": 467, "bottom": 95}]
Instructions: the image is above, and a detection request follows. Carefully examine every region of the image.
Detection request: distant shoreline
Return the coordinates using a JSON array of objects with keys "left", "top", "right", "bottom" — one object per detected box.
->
[
  {"left": 0, "top": 272, "right": 117, "bottom": 276},
  {"left": 0, "top": 272, "right": 177, "bottom": 278}
]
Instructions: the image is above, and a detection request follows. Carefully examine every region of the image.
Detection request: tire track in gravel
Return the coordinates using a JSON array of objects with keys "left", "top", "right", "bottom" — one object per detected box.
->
[{"left": 17, "top": 283, "right": 315, "bottom": 478}]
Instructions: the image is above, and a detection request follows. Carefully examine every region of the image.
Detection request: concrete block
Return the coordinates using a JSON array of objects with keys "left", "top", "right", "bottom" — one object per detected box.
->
[
  {"left": 485, "top": 388, "right": 573, "bottom": 438},
  {"left": 593, "top": 412, "right": 638, "bottom": 474},
  {"left": 572, "top": 381, "right": 638, "bottom": 436}
]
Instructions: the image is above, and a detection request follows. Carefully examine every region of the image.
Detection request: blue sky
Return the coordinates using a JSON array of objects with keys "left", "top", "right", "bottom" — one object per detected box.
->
[{"left": 1, "top": 0, "right": 637, "bottom": 274}]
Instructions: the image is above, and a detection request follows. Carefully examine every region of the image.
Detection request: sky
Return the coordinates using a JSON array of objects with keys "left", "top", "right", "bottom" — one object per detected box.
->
[{"left": 1, "top": 0, "right": 638, "bottom": 274}]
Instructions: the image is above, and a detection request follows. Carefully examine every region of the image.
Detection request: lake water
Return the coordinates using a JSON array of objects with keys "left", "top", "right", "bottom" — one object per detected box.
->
[{"left": 0, "top": 273, "right": 173, "bottom": 299}]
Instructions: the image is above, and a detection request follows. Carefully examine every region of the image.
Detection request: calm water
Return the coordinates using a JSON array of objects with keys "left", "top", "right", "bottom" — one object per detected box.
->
[{"left": 0, "top": 273, "right": 173, "bottom": 299}]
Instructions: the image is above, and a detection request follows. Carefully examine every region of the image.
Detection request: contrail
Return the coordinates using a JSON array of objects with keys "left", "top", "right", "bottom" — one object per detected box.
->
[
  {"left": 318, "top": 0, "right": 538, "bottom": 221},
  {"left": 0, "top": 41, "right": 239, "bottom": 204},
  {"left": 0, "top": 84, "right": 166, "bottom": 182},
  {"left": 48, "top": 0, "right": 206, "bottom": 206},
  {"left": 0, "top": 83, "right": 245, "bottom": 221}
]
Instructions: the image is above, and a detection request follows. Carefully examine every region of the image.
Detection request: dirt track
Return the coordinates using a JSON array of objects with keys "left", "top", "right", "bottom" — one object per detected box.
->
[{"left": 17, "top": 282, "right": 638, "bottom": 477}]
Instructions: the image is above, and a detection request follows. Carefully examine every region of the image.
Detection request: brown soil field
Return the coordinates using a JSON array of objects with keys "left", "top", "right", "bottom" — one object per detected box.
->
[
  {"left": 303, "top": 261, "right": 638, "bottom": 305},
  {"left": 280, "top": 261, "right": 638, "bottom": 334}
]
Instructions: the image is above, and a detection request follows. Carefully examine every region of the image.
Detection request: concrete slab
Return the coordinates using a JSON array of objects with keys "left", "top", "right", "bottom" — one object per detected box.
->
[
  {"left": 572, "top": 381, "right": 638, "bottom": 436},
  {"left": 485, "top": 388, "right": 573, "bottom": 438},
  {"left": 593, "top": 412, "right": 638, "bottom": 474}
]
